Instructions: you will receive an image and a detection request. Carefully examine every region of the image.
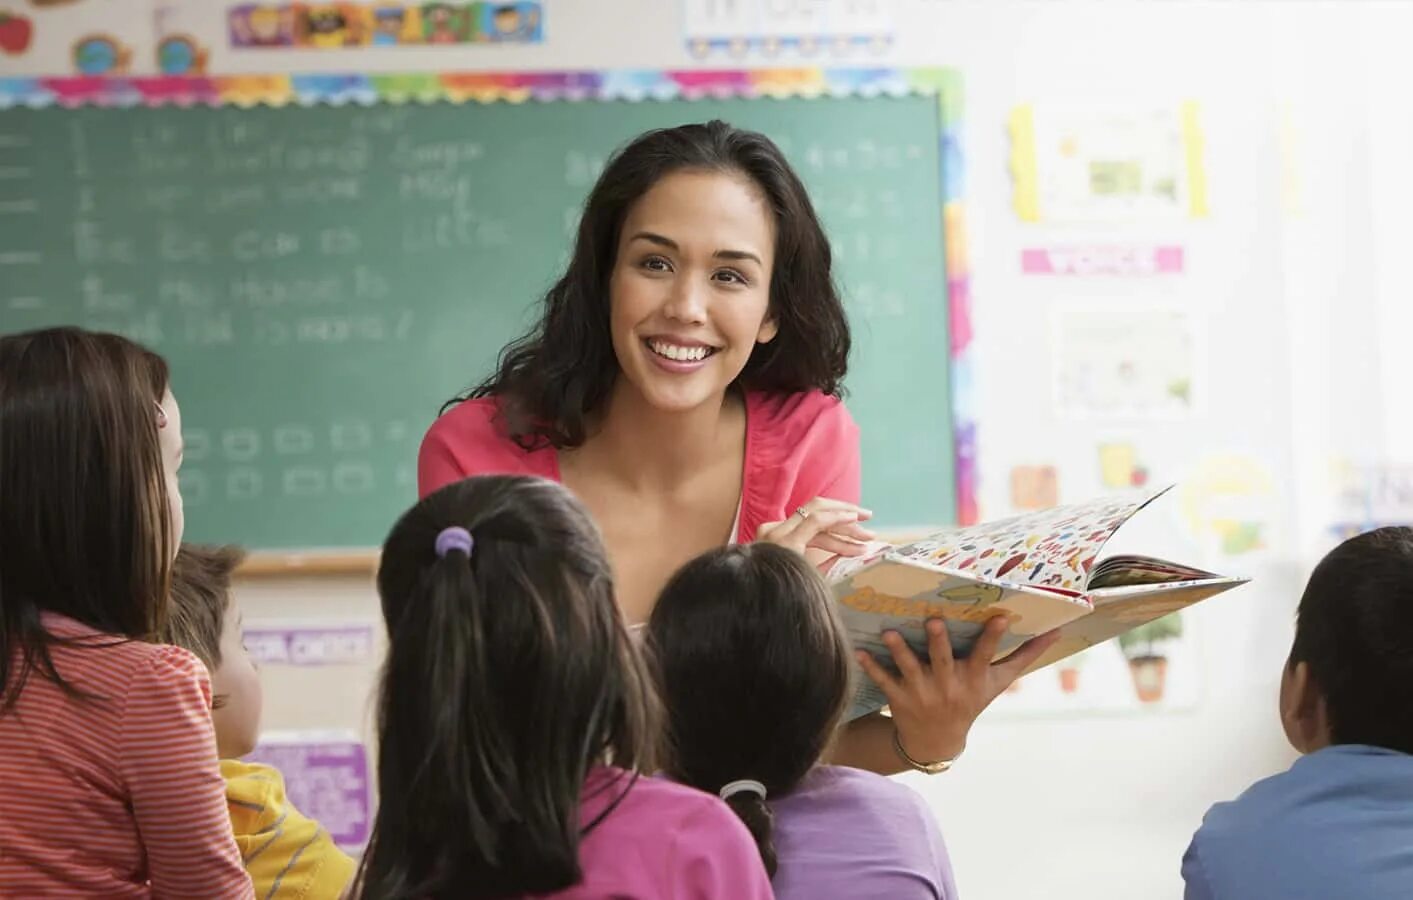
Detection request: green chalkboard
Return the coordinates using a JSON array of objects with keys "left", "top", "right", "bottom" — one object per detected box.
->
[{"left": 0, "top": 94, "right": 954, "bottom": 551}]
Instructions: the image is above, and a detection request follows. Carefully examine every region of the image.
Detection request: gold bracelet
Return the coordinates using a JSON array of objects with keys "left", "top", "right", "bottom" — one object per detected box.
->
[{"left": 892, "top": 728, "right": 960, "bottom": 775}]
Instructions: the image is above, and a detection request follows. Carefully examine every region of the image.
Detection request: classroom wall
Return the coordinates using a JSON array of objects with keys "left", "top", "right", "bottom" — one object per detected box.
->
[{"left": 7, "top": 2, "right": 1406, "bottom": 898}]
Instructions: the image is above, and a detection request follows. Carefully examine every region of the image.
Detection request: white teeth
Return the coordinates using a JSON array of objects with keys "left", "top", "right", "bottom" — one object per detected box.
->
[{"left": 649, "top": 340, "right": 711, "bottom": 362}]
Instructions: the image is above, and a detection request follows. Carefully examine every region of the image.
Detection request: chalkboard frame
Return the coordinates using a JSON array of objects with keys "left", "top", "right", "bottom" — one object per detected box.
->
[{"left": 0, "top": 66, "right": 976, "bottom": 575}]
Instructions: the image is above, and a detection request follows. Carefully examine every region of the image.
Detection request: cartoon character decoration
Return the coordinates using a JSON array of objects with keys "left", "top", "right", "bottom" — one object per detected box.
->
[
  {"left": 0, "top": 11, "right": 33, "bottom": 55},
  {"left": 370, "top": 4, "right": 412, "bottom": 45},
  {"left": 229, "top": 4, "right": 295, "bottom": 47},
  {"left": 72, "top": 34, "right": 130, "bottom": 75},
  {"left": 422, "top": 2, "right": 468, "bottom": 44},
  {"left": 298, "top": 3, "right": 361, "bottom": 48},
  {"left": 480, "top": 2, "right": 540, "bottom": 42},
  {"left": 156, "top": 34, "right": 208, "bottom": 75}
]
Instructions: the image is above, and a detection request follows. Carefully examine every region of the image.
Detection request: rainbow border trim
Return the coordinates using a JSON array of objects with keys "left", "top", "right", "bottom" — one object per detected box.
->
[{"left": 0, "top": 66, "right": 977, "bottom": 525}]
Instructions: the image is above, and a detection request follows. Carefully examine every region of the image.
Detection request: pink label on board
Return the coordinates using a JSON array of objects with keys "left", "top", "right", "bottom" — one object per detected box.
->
[{"left": 1021, "top": 245, "right": 1184, "bottom": 276}]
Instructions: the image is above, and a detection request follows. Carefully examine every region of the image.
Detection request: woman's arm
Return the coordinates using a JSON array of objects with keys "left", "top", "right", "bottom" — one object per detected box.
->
[
  {"left": 121, "top": 646, "right": 254, "bottom": 899},
  {"left": 831, "top": 617, "right": 1060, "bottom": 775}
]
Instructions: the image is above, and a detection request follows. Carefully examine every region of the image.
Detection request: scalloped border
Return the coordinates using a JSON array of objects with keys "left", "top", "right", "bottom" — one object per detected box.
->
[{"left": 0, "top": 66, "right": 976, "bottom": 525}]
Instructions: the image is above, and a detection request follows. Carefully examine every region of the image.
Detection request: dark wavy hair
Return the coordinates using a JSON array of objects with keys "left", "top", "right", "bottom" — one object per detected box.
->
[
  {"left": 354, "top": 475, "right": 659, "bottom": 899},
  {"left": 645, "top": 543, "right": 852, "bottom": 877},
  {"left": 458, "top": 119, "right": 851, "bottom": 449},
  {"left": 0, "top": 327, "right": 173, "bottom": 713}
]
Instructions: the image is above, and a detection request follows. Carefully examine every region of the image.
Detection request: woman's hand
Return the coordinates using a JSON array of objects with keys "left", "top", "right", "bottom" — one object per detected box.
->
[
  {"left": 855, "top": 616, "right": 1062, "bottom": 764},
  {"left": 755, "top": 497, "right": 876, "bottom": 562}
]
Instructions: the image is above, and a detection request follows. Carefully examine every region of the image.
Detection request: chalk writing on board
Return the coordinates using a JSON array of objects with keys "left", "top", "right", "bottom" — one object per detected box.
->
[
  {"left": 274, "top": 425, "right": 315, "bottom": 455},
  {"left": 330, "top": 420, "right": 373, "bottom": 453},
  {"left": 390, "top": 137, "right": 485, "bottom": 170},
  {"left": 75, "top": 221, "right": 136, "bottom": 264},
  {"left": 183, "top": 429, "right": 211, "bottom": 461},
  {"left": 181, "top": 310, "right": 236, "bottom": 346},
  {"left": 284, "top": 467, "right": 327, "bottom": 497},
  {"left": 278, "top": 177, "right": 363, "bottom": 204},
  {"left": 227, "top": 468, "right": 263, "bottom": 500},
  {"left": 332, "top": 463, "right": 375, "bottom": 495},
  {"left": 179, "top": 471, "right": 208, "bottom": 506},
  {"left": 81, "top": 276, "right": 135, "bottom": 313},
  {"left": 222, "top": 428, "right": 261, "bottom": 463}
]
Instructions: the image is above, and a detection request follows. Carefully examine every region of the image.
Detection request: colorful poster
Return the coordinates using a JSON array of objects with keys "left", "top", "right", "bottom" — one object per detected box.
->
[
  {"left": 681, "top": 0, "right": 893, "bottom": 58},
  {"left": 242, "top": 621, "right": 377, "bottom": 666},
  {"left": 1021, "top": 245, "right": 1184, "bottom": 276},
  {"left": 1179, "top": 454, "right": 1275, "bottom": 557},
  {"left": 1329, "top": 460, "right": 1413, "bottom": 537},
  {"left": 246, "top": 731, "right": 371, "bottom": 850},
  {"left": 1052, "top": 308, "right": 1200, "bottom": 420},
  {"left": 1009, "top": 464, "right": 1058, "bottom": 511},
  {"left": 1098, "top": 442, "right": 1150, "bottom": 489},
  {"left": 1009, "top": 103, "right": 1208, "bottom": 223},
  {"left": 227, "top": 2, "right": 544, "bottom": 48}
]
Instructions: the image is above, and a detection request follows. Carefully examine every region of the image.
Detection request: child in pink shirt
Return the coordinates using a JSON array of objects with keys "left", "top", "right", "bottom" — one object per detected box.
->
[{"left": 351, "top": 475, "right": 772, "bottom": 899}]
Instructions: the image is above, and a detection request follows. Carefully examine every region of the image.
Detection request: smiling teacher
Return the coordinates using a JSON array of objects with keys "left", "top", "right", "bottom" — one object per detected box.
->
[{"left": 418, "top": 120, "right": 1056, "bottom": 776}]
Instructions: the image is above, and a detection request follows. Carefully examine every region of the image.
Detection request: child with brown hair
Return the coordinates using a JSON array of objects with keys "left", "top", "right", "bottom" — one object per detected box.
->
[{"left": 167, "top": 543, "right": 356, "bottom": 899}]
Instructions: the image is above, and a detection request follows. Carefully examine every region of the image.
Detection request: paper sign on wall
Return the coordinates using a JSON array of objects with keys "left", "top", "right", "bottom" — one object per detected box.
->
[
  {"left": 247, "top": 731, "right": 371, "bottom": 850},
  {"left": 1021, "top": 245, "right": 1184, "bottom": 277},
  {"left": 243, "top": 622, "right": 376, "bottom": 666},
  {"left": 1052, "top": 308, "right": 1200, "bottom": 420},
  {"left": 681, "top": 0, "right": 894, "bottom": 58}
]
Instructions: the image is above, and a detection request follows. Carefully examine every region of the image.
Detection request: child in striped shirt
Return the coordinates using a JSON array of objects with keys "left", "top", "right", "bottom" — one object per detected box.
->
[
  {"left": 0, "top": 327, "right": 253, "bottom": 898},
  {"left": 167, "top": 543, "right": 357, "bottom": 900}
]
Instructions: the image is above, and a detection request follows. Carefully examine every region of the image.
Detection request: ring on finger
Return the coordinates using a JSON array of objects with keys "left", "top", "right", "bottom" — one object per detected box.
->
[{"left": 796, "top": 506, "right": 811, "bottom": 520}]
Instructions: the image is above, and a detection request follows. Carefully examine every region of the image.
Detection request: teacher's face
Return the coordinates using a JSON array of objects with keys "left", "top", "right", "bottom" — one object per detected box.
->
[{"left": 609, "top": 169, "right": 778, "bottom": 414}]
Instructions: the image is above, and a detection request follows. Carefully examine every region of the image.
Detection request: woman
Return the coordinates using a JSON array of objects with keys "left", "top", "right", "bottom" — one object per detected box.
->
[{"left": 419, "top": 120, "right": 1057, "bottom": 775}]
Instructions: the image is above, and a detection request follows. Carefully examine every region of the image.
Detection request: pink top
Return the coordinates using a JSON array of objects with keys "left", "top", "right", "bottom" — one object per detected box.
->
[
  {"left": 527, "top": 767, "right": 772, "bottom": 899},
  {"left": 0, "top": 614, "right": 254, "bottom": 899},
  {"left": 419, "top": 390, "right": 862, "bottom": 542}
]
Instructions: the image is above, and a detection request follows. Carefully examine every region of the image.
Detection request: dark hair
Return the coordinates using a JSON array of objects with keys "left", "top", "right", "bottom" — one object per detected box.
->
[
  {"left": 1290, "top": 526, "right": 1413, "bottom": 754},
  {"left": 461, "top": 119, "right": 851, "bottom": 449},
  {"left": 354, "top": 475, "right": 658, "bottom": 900},
  {"left": 645, "top": 543, "right": 852, "bottom": 877},
  {"left": 165, "top": 543, "right": 247, "bottom": 672},
  {"left": 0, "top": 327, "right": 173, "bottom": 713}
]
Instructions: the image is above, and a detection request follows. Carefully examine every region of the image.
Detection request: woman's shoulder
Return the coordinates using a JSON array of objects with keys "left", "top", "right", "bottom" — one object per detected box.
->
[
  {"left": 746, "top": 389, "right": 857, "bottom": 441},
  {"left": 418, "top": 396, "right": 556, "bottom": 496}
]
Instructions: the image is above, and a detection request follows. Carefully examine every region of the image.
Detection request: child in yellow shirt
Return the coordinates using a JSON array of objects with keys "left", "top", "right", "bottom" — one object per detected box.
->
[{"left": 168, "top": 544, "right": 356, "bottom": 899}]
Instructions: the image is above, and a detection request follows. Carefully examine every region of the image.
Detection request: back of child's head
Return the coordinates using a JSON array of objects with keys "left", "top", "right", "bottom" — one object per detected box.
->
[
  {"left": 1292, "top": 526, "right": 1413, "bottom": 754},
  {"left": 646, "top": 542, "right": 852, "bottom": 877},
  {"left": 0, "top": 326, "right": 174, "bottom": 711},
  {"left": 356, "top": 475, "right": 657, "bottom": 900},
  {"left": 166, "top": 543, "right": 247, "bottom": 673}
]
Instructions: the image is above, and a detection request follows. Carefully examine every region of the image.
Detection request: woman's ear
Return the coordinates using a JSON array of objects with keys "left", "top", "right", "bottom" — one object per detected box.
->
[{"left": 756, "top": 315, "right": 779, "bottom": 345}]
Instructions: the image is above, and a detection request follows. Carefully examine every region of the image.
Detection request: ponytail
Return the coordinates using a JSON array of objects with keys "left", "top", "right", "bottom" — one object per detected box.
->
[
  {"left": 646, "top": 544, "right": 854, "bottom": 881},
  {"left": 722, "top": 791, "right": 779, "bottom": 877},
  {"left": 356, "top": 476, "right": 657, "bottom": 899}
]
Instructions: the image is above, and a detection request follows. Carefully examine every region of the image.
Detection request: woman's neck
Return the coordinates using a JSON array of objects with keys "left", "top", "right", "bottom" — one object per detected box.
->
[{"left": 579, "top": 379, "right": 744, "bottom": 492}]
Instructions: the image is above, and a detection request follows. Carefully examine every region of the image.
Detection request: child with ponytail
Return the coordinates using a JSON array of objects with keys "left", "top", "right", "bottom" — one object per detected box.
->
[
  {"left": 352, "top": 475, "right": 772, "bottom": 900},
  {"left": 647, "top": 543, "right": 959, "bottom": 899}
]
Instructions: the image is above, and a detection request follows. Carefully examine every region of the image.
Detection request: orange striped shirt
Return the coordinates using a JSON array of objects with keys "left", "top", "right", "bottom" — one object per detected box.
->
[{"left": 0, "top": 613, "right": 254, "bottom": 899}]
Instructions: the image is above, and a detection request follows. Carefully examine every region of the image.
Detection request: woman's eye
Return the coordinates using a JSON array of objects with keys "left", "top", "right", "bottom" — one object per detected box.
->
[
  {"left": 641, "top": 256, "right": 671, "bottom": 272},
  {"left": 714, "top": 269, "right": 747, "bottom": 285}
]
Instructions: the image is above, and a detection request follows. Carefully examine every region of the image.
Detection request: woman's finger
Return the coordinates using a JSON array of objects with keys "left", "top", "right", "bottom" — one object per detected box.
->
[
  {"left": 762, "top": 508, "right": 863, "bottom": 551},
  {"left": 854, "top": 650, "right": 903, "bottom": 706},
  {"left": 924, "top": 617, "right": 956, "bottom": 676},
  {"left": 805, "top": 532, "right": 872, "bottom": 558},
  {"left": 798, "top": 497, "right": 874, "bottom": 521},
  {"left": 881, "top": 630, "right": 928, "bottom": 683},
  {"left": 965, "top": 614, "right": 1012, "bottom": 673}
]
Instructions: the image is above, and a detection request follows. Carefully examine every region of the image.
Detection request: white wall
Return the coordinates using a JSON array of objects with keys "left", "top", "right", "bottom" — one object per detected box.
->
[{"left": 9, "top": 2, "right": 1409, "bottom": 897}]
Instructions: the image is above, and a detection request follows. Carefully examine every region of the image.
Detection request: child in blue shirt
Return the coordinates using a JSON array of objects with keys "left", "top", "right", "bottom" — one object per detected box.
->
[{"left": 1182, "top": 526, "right": 1413, "bottom": 899}]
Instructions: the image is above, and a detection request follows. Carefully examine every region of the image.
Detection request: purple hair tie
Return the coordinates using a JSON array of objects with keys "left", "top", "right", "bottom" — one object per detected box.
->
[{"left": 434, "top": 526, "right": 474, "bottom": 559}]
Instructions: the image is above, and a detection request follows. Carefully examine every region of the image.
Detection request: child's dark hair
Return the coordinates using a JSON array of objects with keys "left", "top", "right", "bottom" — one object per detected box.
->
[
  {"left": 0, "top": 327, "right": 173, "bottom": 713},
  {"left": 646, "top": 543, "right": 852, "bottom": 877},
  {"left": 165, "top": 543, "right": 247, "bottom": 672},
  {"left": 354, "top": 475, "right": 659, "bottom": 900},
  {"left": 460, "top": 119, "right": 851, "bottom": 449},
  {"left": 1290, "top": 526, "right": 1413, "bottom": 754}
]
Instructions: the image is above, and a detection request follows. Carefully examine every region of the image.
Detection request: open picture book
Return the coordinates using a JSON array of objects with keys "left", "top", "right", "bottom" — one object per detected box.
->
[{"left": 827, "top": 486, "right": 1248, "bottom": 720}]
